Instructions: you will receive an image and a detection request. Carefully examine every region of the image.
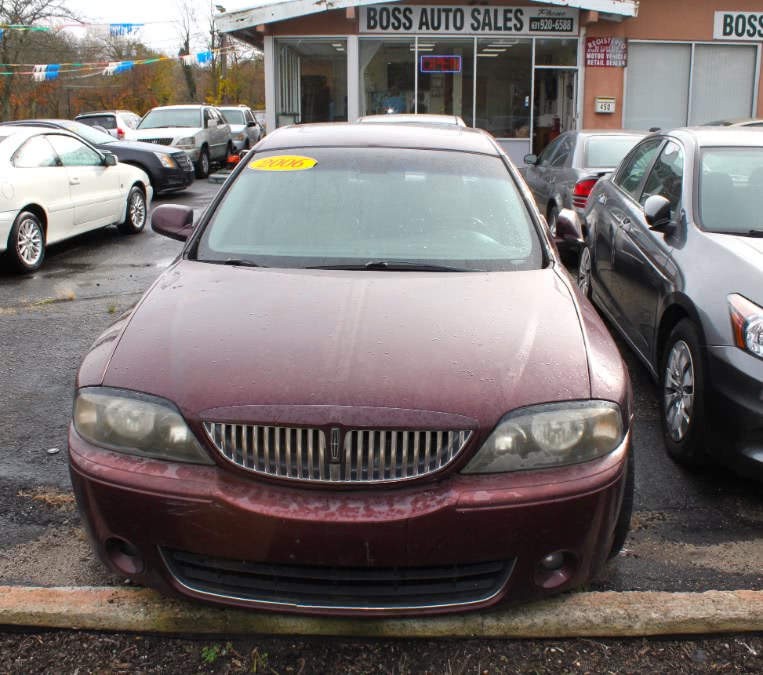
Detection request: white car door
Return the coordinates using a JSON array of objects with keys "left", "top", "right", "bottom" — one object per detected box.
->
[
  {"left": 46, "top": 134, "right": 121, "bottom": 232},
  {"left": 11, "top": 135, "right": 73, "bottom": 244}
]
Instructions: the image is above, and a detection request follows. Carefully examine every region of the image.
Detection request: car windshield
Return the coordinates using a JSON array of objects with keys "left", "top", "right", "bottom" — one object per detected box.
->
[
  {"left": 196, "top": 147, "right": 542, "bottom": 271},
  {"left": 57, "top": 121, "right": 113, "bottom": 145},
  {"left": 584, "top": 136, "right": 642, "bottom": 168},
  {"left": 699, "top": 147, "right": 763, "bottom": 234},
  {"left": 221, "top": 110, "right": 245, "bottom": 125},
  {"left": 138, "top": 108, "right": 201, "bottom": 129}
]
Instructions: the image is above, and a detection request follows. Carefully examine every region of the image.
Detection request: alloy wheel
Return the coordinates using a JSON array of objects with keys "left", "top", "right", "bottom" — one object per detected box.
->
[
  {"left": 577, "top": 246, "right": 592, "bottom": 296},
  {"left": 17, "top": 217, "right": 43, "bottom": 266},
  {"left": 129, "top": 191, "right": 146, "bottom": 228},
  {"left": 664, "top": 340, "right": 695, "bottom": 442}
]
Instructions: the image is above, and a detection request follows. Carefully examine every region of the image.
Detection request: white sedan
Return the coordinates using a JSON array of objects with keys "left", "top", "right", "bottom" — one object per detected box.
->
[{"left": 0, "top": 125, "right": 153, "bottom": 273}]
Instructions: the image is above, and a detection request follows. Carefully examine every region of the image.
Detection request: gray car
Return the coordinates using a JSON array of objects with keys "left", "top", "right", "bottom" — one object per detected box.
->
[
  {"left": 218, "top": 105, "right": 264, "bottom": 152},
  {"left": 576, "top": 127, "right": 763, "bottom": 479},
  {"left": 523, "top": 130, "right": 646, "bottom": 256}
]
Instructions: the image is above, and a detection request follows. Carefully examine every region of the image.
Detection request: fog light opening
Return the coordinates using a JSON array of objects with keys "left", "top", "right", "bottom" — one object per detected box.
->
[
  {"left": 105, "top": 537, "right": 145, "bottom": 576},
  {"left": 534, "top": 551, "right": 576, "bottom": 589}
]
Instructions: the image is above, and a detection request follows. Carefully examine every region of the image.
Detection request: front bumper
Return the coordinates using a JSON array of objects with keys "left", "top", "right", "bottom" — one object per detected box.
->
[
  {"left": 69, "top": 427, "right": 629, "bottom": 616},
  {"left": 706, "top": 345, "right": 763, "bottom": 478}
]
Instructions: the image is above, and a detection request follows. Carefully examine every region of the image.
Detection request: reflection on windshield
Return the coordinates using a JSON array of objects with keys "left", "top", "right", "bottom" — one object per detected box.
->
[
  {"left": 197, "top": 147, "right": 542, "bottom": 272},
  {"left": 221, "top": 110, "right": 245, "bottom": 125},
  {"left": 61, "top": 122, "right": 113, "bottom": 145},
  {"left": 699, "top": 148, "right": 763, "bottom": 234},
  {"left": 138, "top": 109, "right": 201, "bottom": 129}
]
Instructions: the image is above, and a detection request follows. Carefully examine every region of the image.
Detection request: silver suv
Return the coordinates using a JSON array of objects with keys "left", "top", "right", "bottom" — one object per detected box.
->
[
  {"left": 132, "top": 104, "right": 232, "bottom": 178},
  {"left": 218, "top": 105, "right": 265, "bottom": 152}
]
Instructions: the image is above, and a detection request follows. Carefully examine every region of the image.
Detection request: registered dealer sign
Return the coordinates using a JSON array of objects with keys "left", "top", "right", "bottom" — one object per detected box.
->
[{"left": 713, "top": 11, "right": 763, "bottom": 40}]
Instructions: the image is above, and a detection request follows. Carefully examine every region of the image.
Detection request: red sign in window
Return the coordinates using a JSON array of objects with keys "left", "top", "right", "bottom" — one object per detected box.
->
[{"left": 420, "top": 55, "right": 462, "bottom": 73}]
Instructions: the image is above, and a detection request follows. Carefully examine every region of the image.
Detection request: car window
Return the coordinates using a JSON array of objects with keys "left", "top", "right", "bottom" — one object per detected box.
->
[
  {"left": 614, "top": 138, "right": 663, "bottom": 200},
  {"left": 549, "top": 135, "right": 573, "bottom": 168},
  {"left": 640, "top": 141, "right": 684, "bottom": 211},
  {"left": 139, "top": 108, "right": 201, "bottom": 129},
  {"left": 47, "top": 135, "right": 103, "bottom": 167},
  {"left": 584, "top": 136, "right": 643, "bottom": 169},
  {"left": 79, "top": 115, "right": 116, "bottom": 130},
  {"left": 13, "top": 135, "right": 59, "bottom": 168},
  {"left": 221, "top": 109, "right": 245, "bottom": 125},
  {"left": 197, "top": 148, "right": 542, "bottom": 272},
  {"left": 244, "top": 110, "right": 255, "bottom": 123},
  {"left": 698, "top": 147, "right": 763, "bottom": 233},
  {"left": 538, "top": 135, "right": 565, "bottom": 167}
]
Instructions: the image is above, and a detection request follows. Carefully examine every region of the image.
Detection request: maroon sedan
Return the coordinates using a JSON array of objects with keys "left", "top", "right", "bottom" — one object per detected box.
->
[{"left": 69, "top": 123, "right": 633, "bottom": 615}]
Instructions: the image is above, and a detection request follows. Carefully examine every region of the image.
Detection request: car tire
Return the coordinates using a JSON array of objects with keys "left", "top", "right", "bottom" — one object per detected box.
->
[
  {"left": 7, "top": 210, "right": 45, "bottom": 273},
  {"left": 576, "top": 245, "right": 592, "bottom": 298},
  {"left": 608, "top": 450, "right": 634, "bottom": 559},
  {"left": 660, "top": 319, "right": 713, "bottom": 466},
  {"left": 117, "top": 186, "right": 147, "bottom": 235},
  {"left": 195, "top": 147, "right": 210, "bottom": 179}
]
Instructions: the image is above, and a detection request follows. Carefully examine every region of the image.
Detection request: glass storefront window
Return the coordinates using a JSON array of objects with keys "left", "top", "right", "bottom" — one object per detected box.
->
[
  {"left": 360, "top": 39, "right": 416, "bottom": 116},
  {"left": 275, "top": 39, "right": 348, "bottom": 127},
  {"left": 475, "top": 39, "right": 531, "bottom": 138},
  {"left": 534, "top": 39, "right": 577, "bottom": 66},
  {"left": 416, "top": 39, "right": 474, "bottom": 121}
]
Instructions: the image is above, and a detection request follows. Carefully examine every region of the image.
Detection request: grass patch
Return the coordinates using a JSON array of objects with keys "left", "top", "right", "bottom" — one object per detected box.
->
[{"left": 17, "top": 488, "right": 76, "bottom": 510}]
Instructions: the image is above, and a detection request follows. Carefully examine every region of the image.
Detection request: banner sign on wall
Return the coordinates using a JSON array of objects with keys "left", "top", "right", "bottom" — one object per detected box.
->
[
  {"left": 713, "top": 12, "right": 763, "bottom": 40},
  {"left": 585, "top": 37, "right": 627, "bottom": 67},
  {"left": 360, "top": 5, "right": 578, "bottom": 36}
]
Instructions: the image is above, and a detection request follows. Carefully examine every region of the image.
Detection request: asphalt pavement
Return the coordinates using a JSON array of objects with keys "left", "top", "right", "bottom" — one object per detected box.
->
[{"left": 0, "top": 177, "right": 761, "bottom": 636}]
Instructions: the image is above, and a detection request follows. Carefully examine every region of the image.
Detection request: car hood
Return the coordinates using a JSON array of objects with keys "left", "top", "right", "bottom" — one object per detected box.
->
[
  {"left": 105, "top": 138, "right": 184, "bottom": 154},
  {"left": 704, "top": 232, "right": 763, "bottom": 266},
  {"left": 227, "top": 124, "right": 246, "bottom": 132},
  {"left": 101, "top": 261, "right": 591, "bottom": 429},
  {"left": 133, "top": 127, "right": 202, "bottom": 139}
]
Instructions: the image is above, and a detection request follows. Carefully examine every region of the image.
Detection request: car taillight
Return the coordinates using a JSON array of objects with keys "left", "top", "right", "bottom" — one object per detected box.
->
[
  {"left": 572, "top": 178, "right": 598, "bottom": 209},
  {"left": 117, "top": 127, "right": 125, "bottom": 139}
]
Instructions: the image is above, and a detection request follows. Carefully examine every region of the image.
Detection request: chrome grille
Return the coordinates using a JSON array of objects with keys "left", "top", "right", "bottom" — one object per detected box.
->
[
  {"left": 172, "top": 152, "right": 193, "bottom": 169},
  {"left": 142, "top": 137, "right": 173, "bottom": 146},
  {"left": 203, "top": 424, "right": 471, "bottom": 484}
]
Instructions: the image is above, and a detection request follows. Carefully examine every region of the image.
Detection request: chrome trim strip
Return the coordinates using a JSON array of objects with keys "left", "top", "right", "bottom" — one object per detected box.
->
[{"left": 159, "top": 548, "right": 514, "bottom": 613}]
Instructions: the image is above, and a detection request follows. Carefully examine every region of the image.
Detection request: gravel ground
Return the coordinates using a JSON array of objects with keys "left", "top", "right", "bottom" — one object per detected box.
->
[{"left": 0, "top": 631, "right": 761, "bottom": 674}]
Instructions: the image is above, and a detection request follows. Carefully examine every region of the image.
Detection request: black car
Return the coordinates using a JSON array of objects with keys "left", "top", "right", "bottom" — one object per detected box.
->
[
  {"left": 576, "top": 127, "right": 763, "bottom": 479},
  {"left": 1, "top": 120, "right": 194, "bottom": 195}
]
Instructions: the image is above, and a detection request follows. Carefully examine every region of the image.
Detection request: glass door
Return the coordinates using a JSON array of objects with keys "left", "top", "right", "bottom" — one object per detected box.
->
[{"left": 532, "top": 68, "right": 576, "bottom": 155}]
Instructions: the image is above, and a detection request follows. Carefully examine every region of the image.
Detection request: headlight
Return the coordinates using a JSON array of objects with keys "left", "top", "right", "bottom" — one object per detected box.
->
[
  {"left": 729, "top": 294, "right": 763, "bottom": 359},
  {"left": 461, "top": 401, "right": 624, "bottom": 474},
  {"left": 175, "top": 137, "right": 195, "bottom": 147},
  {"left": 73, "top": 388, "right": 213, "bottom": 464},
  {"left": 153, "top": 152, "right": 176, "bottom": 168}
]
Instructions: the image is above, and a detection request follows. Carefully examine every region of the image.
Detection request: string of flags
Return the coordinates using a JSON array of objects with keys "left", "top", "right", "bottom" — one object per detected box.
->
[{"left": 8, "top": 48, "right": 234, "bottom": 81}]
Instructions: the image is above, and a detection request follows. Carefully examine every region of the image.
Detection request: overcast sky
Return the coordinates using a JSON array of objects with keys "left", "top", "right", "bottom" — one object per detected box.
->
[{"left": 63, "top": 0, "right": 253, "bottom": 54}]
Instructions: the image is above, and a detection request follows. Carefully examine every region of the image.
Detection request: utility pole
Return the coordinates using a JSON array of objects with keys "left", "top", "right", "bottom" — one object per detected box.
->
[{"left": 215, "top": 4, "right": 230, "bottom": 104}]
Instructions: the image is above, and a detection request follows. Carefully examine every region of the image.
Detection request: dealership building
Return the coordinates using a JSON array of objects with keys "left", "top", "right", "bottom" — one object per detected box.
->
[{"left": 218, "top": 0, "right": 763, "bottom": 162}]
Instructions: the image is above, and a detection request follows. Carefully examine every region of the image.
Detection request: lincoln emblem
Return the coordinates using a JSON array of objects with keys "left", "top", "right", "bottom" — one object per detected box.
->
[{"left": 329, "top": 427, "right": 341, "bottom": 463}]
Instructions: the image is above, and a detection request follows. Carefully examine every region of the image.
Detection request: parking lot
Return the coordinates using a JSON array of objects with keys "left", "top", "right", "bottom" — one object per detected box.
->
[{"left": 0, "top": 177, "right": 760, "bottom": 595}]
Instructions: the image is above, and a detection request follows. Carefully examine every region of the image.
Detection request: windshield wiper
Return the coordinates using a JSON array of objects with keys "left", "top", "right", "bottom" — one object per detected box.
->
[
  {"left": 207, "top": 258, "right": 268, "bottom": 268},
  {"left": 717, "top": 230, "right": 763, "bottom": 238},
  {"left": 308, "top": 260, "right": 481, "bottom": 272}
]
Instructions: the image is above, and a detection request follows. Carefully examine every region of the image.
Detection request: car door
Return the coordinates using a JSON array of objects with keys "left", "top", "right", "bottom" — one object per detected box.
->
[
  {"left": 11, "top": 134, "right": 73, "bottom": 243},
  {"left": 207, "top": 107, "right": 228, "bottom": 160},
  {"left": 46, "top": 134, "right": 121, "bottom": 232},
  {"left": 610, "top": 140, "right": 684, "bottom": 357},
  {"left": 544, "top": 134, "right": 575, "bottom": 214},
  {"left": 244, "top": 108, "right": 260, "bottom": 144},
  {"left": 524, "top": 135, "right": 566, "bottom": 211},
  {"left": 587, "top": 136, "right": 663, "bottom": 321}
]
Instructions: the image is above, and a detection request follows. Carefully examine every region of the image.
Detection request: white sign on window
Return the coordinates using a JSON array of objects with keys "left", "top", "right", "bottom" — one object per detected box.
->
[
  {"left": 713, "top": 12, "right": 763, "bottom": 40},
  {"left": 360, "top": 5, "right": 578, "bottom": 37}
]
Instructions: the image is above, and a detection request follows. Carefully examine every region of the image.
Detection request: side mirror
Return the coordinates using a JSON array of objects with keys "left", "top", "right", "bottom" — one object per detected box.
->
[
  {"left": 207, "top": 119, "right": 218, "bottom": 128},
  {"left": 555, "top": 208, "right": 584, "bottom": 242},
  {"left": 524, "top": 153, "right": 538, "bottom": 166},
  {"left": 151, "top": 204, "right": 194, "bottom": 241},
  {"left": 103, "top": 152, "right": 117, "bottom": 167},
  {"left": 246, "top": 120, "right": 257, "bottom": 127},
  {"left": 644, "top": 195, "right": 675, "bottom": 234}
]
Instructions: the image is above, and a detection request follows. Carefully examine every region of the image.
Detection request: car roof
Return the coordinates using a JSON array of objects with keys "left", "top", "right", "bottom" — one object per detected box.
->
[
  {"left": 358, "top": 114, "right": 466, "bottom": 126},
  {"left": 659, "top": 127, "right": 763, "bottom": 147},
  {"left": 146, "top": 104, "right": 211, "bottom": 110},
  {"left": 257, "top": 122, "right": 501, "bottom": 155},
  {"left": 0, "top": 124, "right": 81, "bottom": 143},
  {"left": 574, "top": 129, "right": 647, "bottom": 137}
]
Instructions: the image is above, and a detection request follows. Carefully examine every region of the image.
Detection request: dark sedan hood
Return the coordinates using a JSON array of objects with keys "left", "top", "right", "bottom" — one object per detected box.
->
[
  {"left": 102, "top": 261, "right": 590, "bottom": 428},
  {"left": 101, "top": 139, "right": 182, "bottom": 154}
]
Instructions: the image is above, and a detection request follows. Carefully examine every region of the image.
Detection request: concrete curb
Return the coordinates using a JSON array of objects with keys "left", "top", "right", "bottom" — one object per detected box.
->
[{"left": 1, "top": 587, "right": 762, "bottom": 637}]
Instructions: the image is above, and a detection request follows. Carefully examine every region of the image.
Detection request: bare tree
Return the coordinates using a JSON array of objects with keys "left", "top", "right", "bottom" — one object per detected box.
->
[
  {"left": 176, "top": 0, "right": 198, "bottom": 101},
  {"left": 0, "top": 0, "right": 79, "bottom": 119}
]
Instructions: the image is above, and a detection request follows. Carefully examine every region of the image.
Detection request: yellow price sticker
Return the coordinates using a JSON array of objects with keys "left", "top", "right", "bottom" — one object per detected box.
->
[{"left": 249, "top": 155, "right": 317, "bottom": 171}]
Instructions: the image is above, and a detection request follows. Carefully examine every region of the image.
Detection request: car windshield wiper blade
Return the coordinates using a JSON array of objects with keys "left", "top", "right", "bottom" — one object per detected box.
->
[
  {"left": 717, "top": 229, "right": 763, "bottom": 238},
  {"left": 308, "top": 260, "right": 481, "bottom": 272},
  {"left": 207, "top": 258, "right": 268, "bottom": 268}
]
